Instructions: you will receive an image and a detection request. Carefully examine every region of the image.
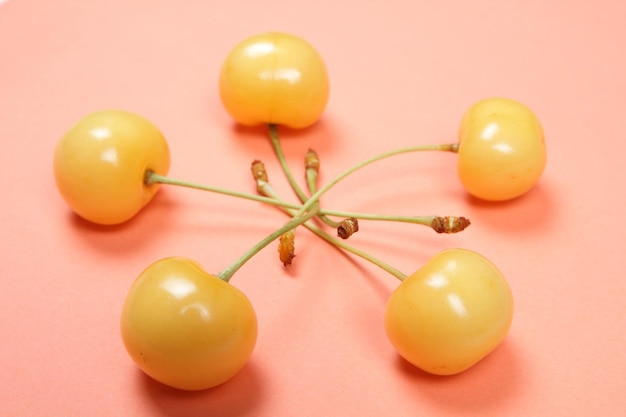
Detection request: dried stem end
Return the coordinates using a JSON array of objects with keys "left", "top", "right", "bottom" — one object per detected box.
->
[
  {"left": 337, "top": 217, "right": 359, "bottom": 239},
  {"left": 305, "top": 149, "right": 320, "bottom": 172},
  {"left": 431, "top": 216, "right": 471, "bottom": 233},
  {"left": 278, "top": 229, "right": 296, "bottom": 266},
  {"left": 251, "top": 160, "right": 269, "bottom": 194}
]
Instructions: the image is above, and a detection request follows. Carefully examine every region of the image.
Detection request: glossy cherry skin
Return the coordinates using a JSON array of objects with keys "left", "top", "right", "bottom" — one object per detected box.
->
[
  {"left": 385, "top": 249, "right": 513, "bottom": 375},
  {"left": 457, "top": 97, "right": 546, "bottom": 201},
  {"left": 120, "top": 257, "right": 258, "bottom": 390},
  {"left": 219, "top": 32, "right": 330, "bottom": 129},
  {"left": 53, "top": 110, "right": 170, "bottom": 225}
]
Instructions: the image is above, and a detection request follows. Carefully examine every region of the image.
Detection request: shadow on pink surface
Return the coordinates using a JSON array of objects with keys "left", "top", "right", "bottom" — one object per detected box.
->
[
  {"left": 137, "top": 360, "right": 264, "bottom": 417},
  {"left": 393, "top": 339, "right": 521, "bottom": 412},
  {"left": 64, "top": 188, "right": 183, "bottom": 253},
  {"left": 464, "top": 182, "right": 557, "bottom": 235},
  {"left": 227, "top": 116, "right": 341, "bottom": 161}
]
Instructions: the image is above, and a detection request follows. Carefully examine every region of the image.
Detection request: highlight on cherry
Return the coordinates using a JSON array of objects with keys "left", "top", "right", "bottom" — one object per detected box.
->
[{"left": 52, "top": 31, "right": 546, "bottom": 390}]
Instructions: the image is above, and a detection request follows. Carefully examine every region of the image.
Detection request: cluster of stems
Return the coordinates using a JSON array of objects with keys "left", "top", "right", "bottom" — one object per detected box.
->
[{"left": 147, "top": 124, "right": 469, "bottom": 282}]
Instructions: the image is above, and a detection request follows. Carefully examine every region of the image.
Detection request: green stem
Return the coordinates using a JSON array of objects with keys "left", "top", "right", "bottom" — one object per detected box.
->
[
  {"left": 305, "top": 160, "right": 341, "bottom": 228},
  {"left": 217, "top": 206, "right": 319, "bottom": 282},
  {"left": 269, "top": 125, "right": 344, "bottom": 229},
  {"left": 296, "top": 143, "right": 459, "bottom": 218},
  {"left": 257, "top": 181, "right": 407, "bottom": 281},
  {"left": 268, "top": 124, "right": 309, "bottom": 203},
  {"left": 310, "top": 223, "right": 407, "bottom": 281},
  {"left": 148, "top": 171, "right": 457, "bottom": 232},
  {"left": 147, "top": 141, "right": 462, "bottom": 283},
  {"left": 322, "top": 210, "right": 437, "bottom": 226},
  {"left": 147, "top": 171, "right": 293, "bottom": 209}
]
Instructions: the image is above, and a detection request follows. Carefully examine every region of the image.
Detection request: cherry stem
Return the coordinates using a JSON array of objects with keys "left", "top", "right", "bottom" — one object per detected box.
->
[
  {"left": 254, "top": 169, "right": 407, "bottom": 280},
  {"left": 147, "top": 170, "right": 298, "bottom": 208},
  {"left": 293, "top": 142, "right": 459, "bottom": 225},
  {"left": 146, "top": 139, "right": 464, "bottom": 283},
  {"left": 310, "top": 221, "right": 406, "bottom": 280},
  {"left": 268, "top": 124, "right": 308, "bottom": 203},
  {"left": 147, "top": 171, "right": 461, "bottom": 232},
  {"left": 304, "top": 148, "right": 341, "bottom": 228},
  {"left": 268, "top": 125, "right": 341, "bottom": 229},
  {"left": 217, "top": 205, "right": 320, "bottom": 282},
  {"left": 268, "top": 125, "right": 461, "bottom": 232}
]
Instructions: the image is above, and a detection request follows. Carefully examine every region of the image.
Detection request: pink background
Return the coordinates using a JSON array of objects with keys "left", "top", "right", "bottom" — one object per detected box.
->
[{"left": 1, "top": 0, "right": 624, "bottom": 415}]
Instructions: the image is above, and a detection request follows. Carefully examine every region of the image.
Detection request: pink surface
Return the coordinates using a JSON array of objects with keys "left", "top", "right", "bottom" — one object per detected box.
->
[{"left": 1, "top": 0, "right": 625, "bottom": 415}]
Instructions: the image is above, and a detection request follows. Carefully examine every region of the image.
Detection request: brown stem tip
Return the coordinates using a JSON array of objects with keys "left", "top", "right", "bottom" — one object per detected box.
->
[
  {"left": 337, "top": 217, "right": 359, "bottom": 239},
  {"left": 278, "top": 229, "right": 296, "bottom": 266},
  {"left": 305, "top": 149, "right": 320, "bottom": 172},
  {"left": 431, "top": 216, "right": 471, "bottom": 233},
  {"left": 250, "top": 160, "right": 268, "bottom": 182},
  {"left": 251, "top": 160, "right": 269, "bottom": 194}
]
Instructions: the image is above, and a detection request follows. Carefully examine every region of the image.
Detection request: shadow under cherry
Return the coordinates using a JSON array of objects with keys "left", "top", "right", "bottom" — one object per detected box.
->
[{"left": 137, "top": 360, "right": 265, "bottom": 417}]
